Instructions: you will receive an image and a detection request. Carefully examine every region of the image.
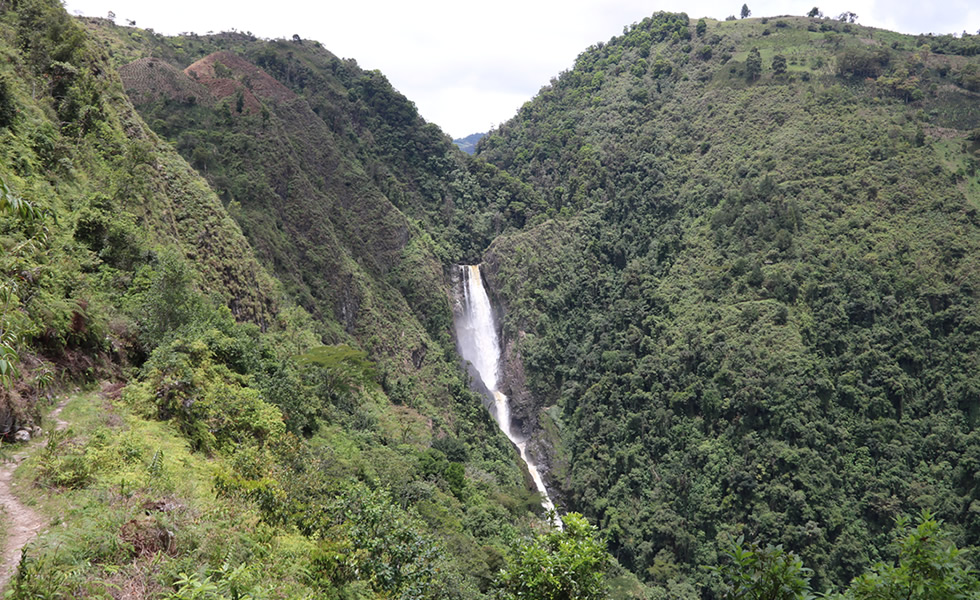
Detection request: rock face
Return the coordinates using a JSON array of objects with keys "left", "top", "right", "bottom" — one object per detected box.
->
[
  {"left": 480, "top": 261, "right": 566, "bottom": 508},
  {"left": 499, "top": 336, "right": 566, "bottom": 508},
  {"left": 500, "top": 336, "right": 534, "bottom": 433}
]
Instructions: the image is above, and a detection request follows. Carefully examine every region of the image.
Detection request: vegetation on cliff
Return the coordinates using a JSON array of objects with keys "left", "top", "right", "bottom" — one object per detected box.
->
[{"left": 478, "top": 10, "right": 980, "bottom": 596}]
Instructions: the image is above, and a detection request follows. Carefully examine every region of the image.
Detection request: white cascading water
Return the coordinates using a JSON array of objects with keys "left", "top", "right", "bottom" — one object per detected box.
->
[{"left": 454, "top": 264, "right": 556, "bottom": 516}]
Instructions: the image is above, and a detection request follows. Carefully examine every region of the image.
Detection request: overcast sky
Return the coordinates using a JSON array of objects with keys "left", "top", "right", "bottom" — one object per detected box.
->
[{"left": 65, "top": 0, "right": 980, "bottom": 138}]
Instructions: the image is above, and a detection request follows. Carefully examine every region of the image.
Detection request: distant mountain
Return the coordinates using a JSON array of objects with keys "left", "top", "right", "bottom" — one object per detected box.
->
[{"left": 453, "top": 132, "right": 486, "bottom": 154}]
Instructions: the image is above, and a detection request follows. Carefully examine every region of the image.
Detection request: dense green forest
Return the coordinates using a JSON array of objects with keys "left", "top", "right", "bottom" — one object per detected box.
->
[
  {"left": 476, "top": 10, "right": 980, "bottom": 597},
  {"left": 1, "top": 1, "right": 979, "bottom": 598}
]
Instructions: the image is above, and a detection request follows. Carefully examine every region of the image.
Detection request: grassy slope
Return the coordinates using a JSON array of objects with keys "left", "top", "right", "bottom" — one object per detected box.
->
[
  {"left": 478, "top": 12, "right": 980, "bottom": 594},
  {"left": 12, "top": 390, "right": 320, "bottom": 597}
]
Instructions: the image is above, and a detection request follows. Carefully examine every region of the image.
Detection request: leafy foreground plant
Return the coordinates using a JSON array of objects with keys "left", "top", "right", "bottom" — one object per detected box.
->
[
  {"left": 842, "top": 511, "right": 980, "bottom": 600},
  {"left": 710, "top": 511, "right": 980, "bottom": 600},
  {"left": 710, "top": 537, "right": 813, "bottom": 600},
  {"left": 0, "top": 176, "right": 50, "bottom": 387},
  {"left": 498, "top": 512, "right": 609, "bottom": 600}
]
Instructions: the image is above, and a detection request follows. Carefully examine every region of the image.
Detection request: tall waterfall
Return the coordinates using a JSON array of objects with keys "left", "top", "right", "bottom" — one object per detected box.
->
[{"left": 454, "top": 264, "right": 556, "bottom": 516}]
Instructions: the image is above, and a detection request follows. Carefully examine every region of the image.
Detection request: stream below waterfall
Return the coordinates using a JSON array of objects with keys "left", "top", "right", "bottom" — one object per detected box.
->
[{"left": 453, "top": 264, "right": 557, "bottom": 517}]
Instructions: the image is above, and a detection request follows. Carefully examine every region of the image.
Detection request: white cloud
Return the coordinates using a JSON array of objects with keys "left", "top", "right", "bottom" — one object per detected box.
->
[{"left": 66, "top": 0, "right": 980, "bottom": 137}]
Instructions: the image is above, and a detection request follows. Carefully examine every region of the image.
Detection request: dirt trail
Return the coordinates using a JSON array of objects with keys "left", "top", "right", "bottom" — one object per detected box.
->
[{"left": 0, "top": 397, "right": 70, "bottom": 588}]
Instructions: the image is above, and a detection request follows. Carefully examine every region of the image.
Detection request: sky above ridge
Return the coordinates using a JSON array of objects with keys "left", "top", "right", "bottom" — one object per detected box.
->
[{"left": 66, "top": 0, "right": 980, "bottom": 138}]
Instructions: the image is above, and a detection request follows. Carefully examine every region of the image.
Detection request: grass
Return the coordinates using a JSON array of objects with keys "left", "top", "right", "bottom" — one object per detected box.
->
[
  {"left": 6, "top": 389, "right": 318, "bottom": 598},
  {"left": 934, "top": 138, "right": 980, "bottom": 210}
]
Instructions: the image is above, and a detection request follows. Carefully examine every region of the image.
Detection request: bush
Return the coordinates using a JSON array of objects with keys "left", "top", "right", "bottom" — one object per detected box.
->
[
  {"left": 0, "top": 76, "right": 16, "bottom": 129},
  {"left": 711, "top": 537, "right": 812, "bottom": 600},
  {"left": 136, "top": 251, "right": 207, "bottom": 351},
  {"left": 847, "top": 512, "right": 980, "bottom": 600},
  {"left": 772, "top": 54, "right": 787, "bottom": 75},
  {"left": 499, "top": 513, "right": 609, "bottom": 600},
  {"left": 836, "top": 47, "right": 890, "bottom": 78},
  {"left": 126, "top": 331, "right": 284, "bottom": 453}
]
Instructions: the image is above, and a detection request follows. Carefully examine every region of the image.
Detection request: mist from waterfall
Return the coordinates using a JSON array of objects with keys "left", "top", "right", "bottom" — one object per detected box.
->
[{"left": 454, "top": 264, "right": 556, "bottom": 516}]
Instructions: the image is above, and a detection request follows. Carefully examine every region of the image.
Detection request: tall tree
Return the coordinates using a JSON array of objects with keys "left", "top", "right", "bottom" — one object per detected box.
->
[
  {"left": 746, "top": 47, "right": 762, "bottom": 80},
  {"left": 741, "top": 4, "right": 751, "bottom": 18}
]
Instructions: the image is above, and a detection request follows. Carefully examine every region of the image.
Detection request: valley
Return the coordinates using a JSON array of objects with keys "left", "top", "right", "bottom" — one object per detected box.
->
[{"left": 0, "top": 1, "right": 978, "bottom": 598}]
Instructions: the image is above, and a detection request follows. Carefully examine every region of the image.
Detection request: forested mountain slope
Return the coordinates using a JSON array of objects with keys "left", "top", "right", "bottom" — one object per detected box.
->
[
  {"left": 4, "top": 2, "right": 980, "bottom": 598},
  {"left": 78, "top": 19, "right": 556, "bottom": 401},
  {"left": 82, "top": 22, "right": 547, "bottom": 263},
  {"left": 0, "top": 2, "right": 574, "bottom": 597},
  {"left": 477, "top": 11, "right": 980, "bottom": 594}
]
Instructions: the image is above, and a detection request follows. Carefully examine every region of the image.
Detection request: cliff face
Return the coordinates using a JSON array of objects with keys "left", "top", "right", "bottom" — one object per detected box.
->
[
  {"left": 501, "top": 335, "right": 569, "bottom": 505},
  {"left": 481, "top": 247, "right": 571, "bottom": 507}
]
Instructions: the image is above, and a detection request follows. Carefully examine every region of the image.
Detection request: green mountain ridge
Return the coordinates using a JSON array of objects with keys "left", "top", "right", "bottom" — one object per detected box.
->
[
  {"left": 0, "top": 3, "right": 555, "bottom": 597},
  {"left": 477, "top": 10, "right": 980, "bottom": 593},
  {"left": 1, "top": 3, "right": 979, "bottom": 598}
]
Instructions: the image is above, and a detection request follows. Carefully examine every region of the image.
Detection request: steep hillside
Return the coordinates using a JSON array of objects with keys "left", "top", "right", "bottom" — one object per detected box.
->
[
  {"left": 0, "top": 0, "right": 282, "bottom": 390},
  {"left": 80, "top": 22, "right": 548, "bottom": 263},
  {"left": 0, "top": 3, "right": 570, "bottom": 598},
  {"left": 6, "top": 3, "right": 980, "bottom": 598},
  {"left": 119, "top": 43, "right": 453, "bottom": 387},
  {"left": 77, "top": 22, "right": 561, "bottom": 406},
  {"left": 477, "top": 11, "right": 980, "bottom": 594}
]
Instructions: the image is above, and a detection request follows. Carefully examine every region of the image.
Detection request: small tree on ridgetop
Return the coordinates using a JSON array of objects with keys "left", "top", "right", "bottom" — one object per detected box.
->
[
  {"left": 741, "top": 4, "right": 751, "bottom": 19},
  {"left": 807, "top": 7, "right": 822, "bottom": 17}
]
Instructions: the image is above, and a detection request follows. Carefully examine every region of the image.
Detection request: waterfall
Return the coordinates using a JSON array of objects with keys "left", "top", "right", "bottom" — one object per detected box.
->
[{"left": 454, "top": 264, "right": 557, "bottom": 516}]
